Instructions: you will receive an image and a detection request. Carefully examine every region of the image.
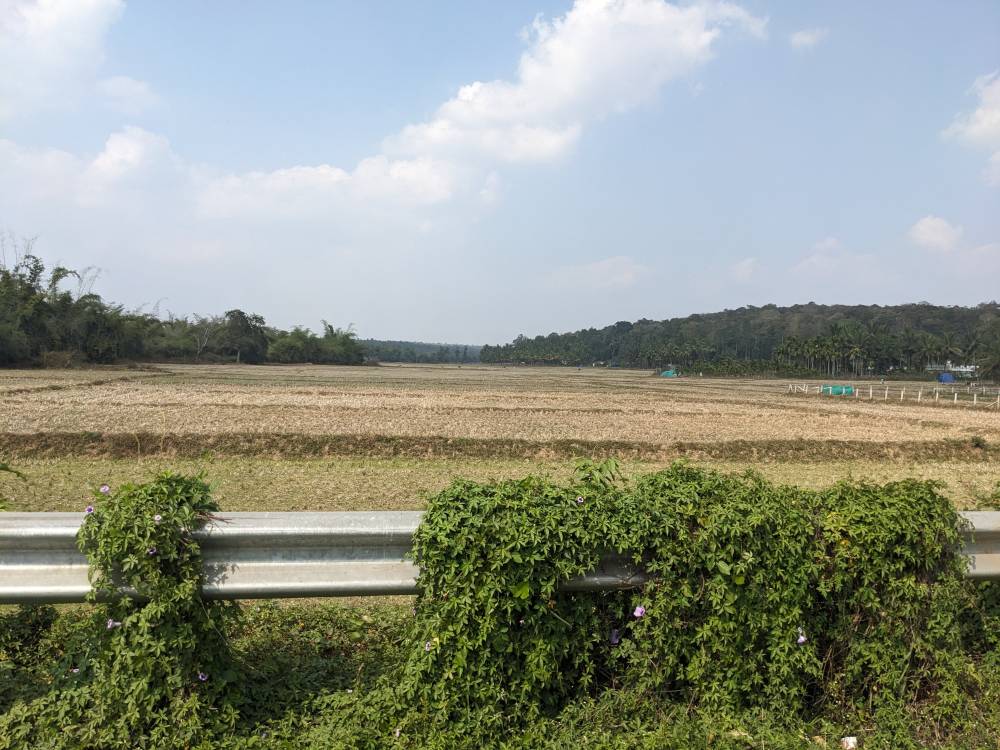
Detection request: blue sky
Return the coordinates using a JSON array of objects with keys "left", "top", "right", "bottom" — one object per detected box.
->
[{"left": 1, "top": 1, "right": 998, "bottom": 343}]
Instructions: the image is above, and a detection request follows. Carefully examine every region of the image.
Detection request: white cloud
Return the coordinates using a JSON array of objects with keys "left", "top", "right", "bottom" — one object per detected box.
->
[
  {"left": 0, "top": 0, "right": 124, "bottom": 120},
  {"left": 386, "top": 0, "right": 765, "bottom": 163},
  {"left": 555, "top": 256, "right": 647, "bottom": 290},
  {"left": 98, "top": 75, "right": 159, "bottom": 115},
  {"left": 0, "top": 0, "right": 768, "bottom": 337},
  {"left": 943, "top": 71, "right": 1000, "bottom": 186},
  {"left": 728, "top": 256, "right": 757, "bottom": 281},
  {"left": 198, "top": 156, "right": 458, "bottom": 220},
  {"left": 908, "top": 215, "right": 963, "bottom": 252},
  {"left": 788, "top": 27, "right": 828, "bottom": 49},
  {"left": 2, "top": 0, "right": 764, "bottom": 223}
]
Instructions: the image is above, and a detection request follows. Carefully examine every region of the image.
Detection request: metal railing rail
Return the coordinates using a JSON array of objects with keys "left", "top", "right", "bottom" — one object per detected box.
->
[{"left": 1, "top": 511, "right": 997, "bottom": 604}]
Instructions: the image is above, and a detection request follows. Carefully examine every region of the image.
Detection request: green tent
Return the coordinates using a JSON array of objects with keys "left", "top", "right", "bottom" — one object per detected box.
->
[{"left": 821, "top": 384, "right": 854, "bottom": 395}]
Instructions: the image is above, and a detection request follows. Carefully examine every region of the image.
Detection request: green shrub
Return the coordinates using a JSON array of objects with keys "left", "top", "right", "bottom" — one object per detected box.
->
[
  {"left": 1, "top": 463, "right": 996, "bottom": 748},
  {"left": 0, "top": 472, "right": 241, "bottom": 749}
]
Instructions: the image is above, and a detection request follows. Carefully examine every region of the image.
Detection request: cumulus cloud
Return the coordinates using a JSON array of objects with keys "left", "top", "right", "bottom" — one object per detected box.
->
[
  {"left": 555, "top": 256, "right": 647, "bottom": 290},
  {"left": 386, "top": 0, "right": 766, "bottom": 163},
  {"left": 943, "top": 71, "right": 1000, "bottom": 185},
  {"left": 198, "top": 156, "right": 458, "bottom": 220},
  {"left": 908, "top": 215, "right": 963, "bottom": 252},
  {"left": 788, "top": 27, "right": 827, "bottom": 49},
  {"left": 2, "top": 0, "right": 764, "bottom": 223},
  {"left": 0, "top": 0, "right": 124, "bottom": 120},
  {"left": 98, "top": 75, "right": 159, "bottom": 115},
  {"left": 0, "top": 0, "right": 768, "bottom": 336}
]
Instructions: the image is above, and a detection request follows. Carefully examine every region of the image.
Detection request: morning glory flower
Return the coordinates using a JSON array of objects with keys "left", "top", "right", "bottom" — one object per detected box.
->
[
  {"left": 633, "top": 606, "right": 646, "bottom": 618},
  {"left": 85, "top": 505, "right": 94, "bottom": 514},
  {"left": 576, "top": 496, "right": 585, "bottom": 505},
  {"left": 610, "top": 628, "right": 620, "bottom": 645},
  {"left": 198, "top": 672, "right": 208, "bottom": 682},
  {"left": 153, "top": 514, "right": 162, "bottom": 523},
  {"left": 106, "top": 618, "right": 121, "bottom": 630},
  {"left": 424, "top": 641, "right": 432, "bottom": 652},
  {"left": 797, "top": 627, "right": 807, "bottom": 645},
  {"left": 70, "top": 668, "right": 79, "bottom": 674},
  {"left": 147, "top": 547, "right": 157, "bottom": 556},
  {"left": 99, "top": 484, "right": 110, "bottom": 495}
]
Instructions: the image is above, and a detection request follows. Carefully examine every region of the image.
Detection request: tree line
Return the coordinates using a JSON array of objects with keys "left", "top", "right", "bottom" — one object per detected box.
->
[
  {"left": 481, "top": 302, "right": 1000, "bottom": 379},
  {"left": 361, "top": 340, "right": 481, "bottom": 364},
  {"left": 0, "top": 245, "right": 364, "bottom": 366}
]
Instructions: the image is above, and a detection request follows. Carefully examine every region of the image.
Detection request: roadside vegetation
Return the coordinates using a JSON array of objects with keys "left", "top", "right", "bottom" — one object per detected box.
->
[{"left": 2, "top": 465, "right": 999, "bottom": 748}]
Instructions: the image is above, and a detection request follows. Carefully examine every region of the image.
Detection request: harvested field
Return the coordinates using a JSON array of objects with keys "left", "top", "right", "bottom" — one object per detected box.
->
[
  {"left": 2, "top": 364, "right": 997, "bottom": 446},
  {"left": 1, "top": 363, "right": 997, "bottom": 513}
]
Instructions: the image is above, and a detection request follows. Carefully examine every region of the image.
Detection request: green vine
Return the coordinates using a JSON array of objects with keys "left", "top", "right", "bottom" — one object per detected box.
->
[
  {"left": 383, "top": 460, "right": 979, "bottom": 743},
  {"left": 0, "top": 462, "right": 994, "bottom": 748},
  {"left": 0, "top": 472, "right": 241, "bottom": 749}
]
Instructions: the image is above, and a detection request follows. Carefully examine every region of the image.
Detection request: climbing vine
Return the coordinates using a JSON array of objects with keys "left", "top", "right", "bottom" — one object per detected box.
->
[
  {"left": 0, "top": 463, "right": 995, "bottom": 748},
  {"left": 0, "top": 472, "right": 241, "bottom": 749},
  {"left": 387, "top": 460, "right": 980, "bottom": 743}
]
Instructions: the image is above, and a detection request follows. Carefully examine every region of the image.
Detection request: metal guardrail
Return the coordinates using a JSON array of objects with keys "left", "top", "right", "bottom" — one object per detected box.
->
[{"left": 0, "top": 511, "right": 997, "bottom": 604}]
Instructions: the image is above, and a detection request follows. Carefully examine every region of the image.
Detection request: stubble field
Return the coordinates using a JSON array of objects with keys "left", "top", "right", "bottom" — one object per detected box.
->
[{"left": 1, "top": 363, "right": 997, "bottom": 511}]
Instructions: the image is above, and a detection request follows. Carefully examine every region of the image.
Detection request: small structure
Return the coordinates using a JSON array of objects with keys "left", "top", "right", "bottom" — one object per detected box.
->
[
  {"left": 821, "top": 384, "right": 854, "bottom": 395},
  {"left": 660, "top": 369, "right": 678, "bottom": 378},
  {"left": 937, "top": 372, "right": 956, "bottom": 384}
]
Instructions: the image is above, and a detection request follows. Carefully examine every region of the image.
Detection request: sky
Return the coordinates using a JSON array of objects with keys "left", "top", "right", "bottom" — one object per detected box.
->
[{"left": 1, "top": 0, "right": 998, "bottom": 344}]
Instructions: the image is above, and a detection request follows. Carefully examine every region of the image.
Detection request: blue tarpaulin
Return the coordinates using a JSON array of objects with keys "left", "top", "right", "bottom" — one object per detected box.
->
[{"left": 937, "top": 372, "right": 956, "bottom": 383}]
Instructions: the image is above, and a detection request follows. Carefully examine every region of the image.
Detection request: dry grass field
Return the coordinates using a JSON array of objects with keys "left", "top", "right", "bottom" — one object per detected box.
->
[{"left": 1, "top": 363, "right": 998, "bottom": 511}]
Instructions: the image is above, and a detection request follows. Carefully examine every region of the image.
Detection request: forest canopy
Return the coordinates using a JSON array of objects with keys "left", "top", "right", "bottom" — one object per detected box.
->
[
  {"left": 4, "top": 241, "right": 999, "bottom": 378},
  {"left": 481, "top": 302, "right": 1000, "bottom": 379}
]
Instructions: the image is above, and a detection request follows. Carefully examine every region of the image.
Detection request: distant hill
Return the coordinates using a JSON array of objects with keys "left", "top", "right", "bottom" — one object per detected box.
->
[
  {"left": 362, "top": 339, "right": 481, "bottom": 364},
  {"left": 479, "top": 302, "right": 1000, "bottom": 378}
]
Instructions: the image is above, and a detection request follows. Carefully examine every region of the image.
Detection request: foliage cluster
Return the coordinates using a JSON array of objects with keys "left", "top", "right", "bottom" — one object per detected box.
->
[
  {"left": 378, "top": 461, "right": 990, "bottom": 745},
  {"left": 361, "top": 340, "right": 480, "bottom": 364},
  {"left": 481, "top": 303, "right": 1000, "bottom": 378},
  {"left": 0, "top": 242, "right": 363, "bottom": 366},
  {"left": 0, "top": 472, "right": 241, "bottom": 748},
  {"left": 1, "top": 465, "right": 999, "bottom": 748}
]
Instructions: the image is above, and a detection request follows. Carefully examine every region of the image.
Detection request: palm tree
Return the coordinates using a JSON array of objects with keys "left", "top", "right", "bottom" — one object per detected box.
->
[{"left": 975, "top": 326, "right": 1000, "bottom": 381}]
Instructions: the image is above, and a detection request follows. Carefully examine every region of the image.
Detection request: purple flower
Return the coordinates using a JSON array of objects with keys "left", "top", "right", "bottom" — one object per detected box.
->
[
  {"left": 70, "top": 667, "right": 80, "bottom": 674},
  {"left": 99, "top": 484, "right": 110, "bottom": 495},
  {"left": 147, "top": 546, "right": 157, "bottom": 556},
  {"left": 198, "top": 672, "right": 208, "bottom": 682},
  {"left": 106, "top": 618, "right": 121, "bottom": 630},
  {"left": 576, "top": 496, "right": 585, "bottom": 505},
  {"left": 153, "top": 514, "right": 162, "bottom": 523},
  {"left": 797, "top": 627, "right": 807, "bottom": 645},
  {"left": 85, "top": 505, "right": 94, "bottom": 514},
  {"left": 633, "top": 606, "right": 646, "bottom": 619},
  {"left": 610, "top": 628, "right": 620, "bottom": 645},
  {"left": 424, "top": 641, "right": 432, "bottom": 652}
]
